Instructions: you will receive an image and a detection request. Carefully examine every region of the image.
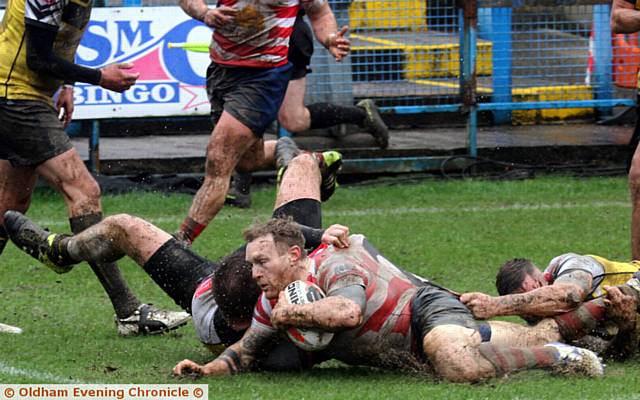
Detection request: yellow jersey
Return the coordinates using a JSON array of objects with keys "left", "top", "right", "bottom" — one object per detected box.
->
[
  {"left": 0, "top": 0, "right": 92, "bottom": 102},
  {"left": 545, "top": 253, "right": 640, "bottom": 300}
]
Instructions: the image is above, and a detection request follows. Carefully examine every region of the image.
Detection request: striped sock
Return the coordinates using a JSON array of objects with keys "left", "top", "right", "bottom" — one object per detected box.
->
[
  {"left": 478, "top": 343, "right": 559, "bottom": 376},
  {"left": 553, "top": 298, "right": 606, "bottom": 341}
]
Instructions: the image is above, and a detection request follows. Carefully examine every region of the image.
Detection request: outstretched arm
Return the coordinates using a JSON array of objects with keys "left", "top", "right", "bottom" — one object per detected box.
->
[
  {"left": 25, "top": 20, "right": 138, "bottom": 92},
  {"left": 173, "top": 326, "right": 276, "bottom": 376},
  {"left": 461, "top": 271, "right": 591, "bottom": 319}
]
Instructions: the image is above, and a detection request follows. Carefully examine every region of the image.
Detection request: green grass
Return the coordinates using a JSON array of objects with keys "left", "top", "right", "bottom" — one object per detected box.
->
[{"left": 1, "top": 175, "right": 639, "bottom": 399}]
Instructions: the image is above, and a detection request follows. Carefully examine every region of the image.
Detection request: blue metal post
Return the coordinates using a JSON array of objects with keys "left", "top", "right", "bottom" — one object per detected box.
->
[
  {"left": 593, "top": 4, "right": 613, "bottom": 117},
  {"left": 123, "top": 0, "right": 141, "bottom": 6},
  {"left": 479, "top": 7, "right": 512, "bottom": 124},
  {"left": 461, "top": 1, "right": 478, "bottom": 157},
  {"left": 89, "top": 120, "right": 100, "bottom": 173}
]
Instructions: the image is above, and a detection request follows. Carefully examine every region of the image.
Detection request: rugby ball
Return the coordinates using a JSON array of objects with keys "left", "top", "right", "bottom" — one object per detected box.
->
[{"left": 283, "top": 280, "right": 334, "bottom": 351}]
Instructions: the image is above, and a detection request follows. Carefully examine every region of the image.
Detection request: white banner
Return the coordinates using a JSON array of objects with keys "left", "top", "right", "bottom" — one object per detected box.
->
[
  {"left": 0, "top": 7, "right": 213, "bottom": 119},
  {"left": 0, "top": 385, "right": 208, "bottom": 400}
]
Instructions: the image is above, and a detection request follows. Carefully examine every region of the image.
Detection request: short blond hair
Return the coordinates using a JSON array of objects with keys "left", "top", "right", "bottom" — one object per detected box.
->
[{"left": 243, "top": 217, "right": 306, "bottom": 256}]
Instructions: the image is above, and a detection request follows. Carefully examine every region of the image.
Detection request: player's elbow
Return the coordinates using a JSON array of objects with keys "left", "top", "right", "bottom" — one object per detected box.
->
[{"left": 561, "top": 284, "right": 587, "bottom": 308}]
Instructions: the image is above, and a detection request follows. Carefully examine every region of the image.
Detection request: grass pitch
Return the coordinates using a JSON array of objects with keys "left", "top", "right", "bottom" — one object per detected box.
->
[{"left": 2, "top": 175, "right": 640, "bottom": 399}]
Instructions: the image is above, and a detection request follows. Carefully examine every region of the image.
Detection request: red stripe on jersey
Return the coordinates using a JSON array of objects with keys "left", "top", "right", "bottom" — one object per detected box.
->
[
  {"left": 193, "top": 277, "right": 212, "bottom": 299},
  {"left": 256, "top": 295, "right": 267, "bottom": 313},
  {"left": 272, "top": 6, "right": 298, "bottom": 19},
  {"left": 358, "top": 277, "right": 414, "bottom": 336},
  {"left": 306, "top": 274, "right": 318, "bottom": 285},
  {"left": 391, "top": 299, "right": 412, "bottom": 334},
  {"left": 213, "top": 32, "right": 289, "bottom": 59},
  {"left": 309, "top": 244, "right": 328, "bottom": 259},
  {"left": 287, "top": 327, "right": 306, "bottom": 343},
  {"left": 253, "top": 312, "right": 272, "bottom": 327},
  {"left": 269, "top": 26, "right": 293, "bottom": 39}
]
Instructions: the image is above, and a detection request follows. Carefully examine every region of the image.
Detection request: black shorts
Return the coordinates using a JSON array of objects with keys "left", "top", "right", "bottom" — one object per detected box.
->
[
  {"left": 142, "top": 239, "right": 216, "bottom": 313},
  {"left": 206, "top": 62, "right": 292, "bottom": 137},
  {"left": 0, "top": 98, "right": 72, "bottom": 167},
  {"left": 272, "top": 198, "right": 322, "bottom": 229},
  {"left": 411, "top": 285, "right": 487, "bottom": 356},
  {"left": 288, "top": 17, "right": 314, "bottom": 80}
]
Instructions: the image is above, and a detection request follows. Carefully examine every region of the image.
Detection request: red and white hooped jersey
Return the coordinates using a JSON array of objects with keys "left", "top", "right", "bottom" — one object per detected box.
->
[
  {"left": 210, "top": 0, "right": 324, "bottom": 68},
  {"left": 251, "top": 234, "right": 420, "bottom": 368}
]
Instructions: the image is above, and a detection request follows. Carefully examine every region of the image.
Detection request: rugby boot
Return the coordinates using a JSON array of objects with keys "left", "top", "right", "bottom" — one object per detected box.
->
[
  {"left": 275, "top": 136, "right": 302, "bottom": 186},
  {"left": 315, "top": 151, "right": 342, "bottom": 202},
  {"left": 116, "top": 303, "right": 191, "bottom": 336},
  {"left": 545, "top": 342, "right": 604, "bottom": 378},
  {"left": 357, "top": 99, "right": 389, "bottom": 149},
  {"left": 225, "top": 171, "right": 252, "bottom": 209},
  {"left": 4, "top": 211, "right": 75, "bottom": 273}
]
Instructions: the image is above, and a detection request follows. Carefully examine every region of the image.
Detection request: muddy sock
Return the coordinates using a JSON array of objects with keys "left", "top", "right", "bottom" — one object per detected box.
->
[
  {"left": 308, "top": 103, "right": 366, "bottom": 129},
  {"left": 179, "top": 217, "right": 207, "bottom": 244},
  {"left": 49, "top": 235, "right": 78, "bottom": 266},
  {"left": 553, "top": 298, "right": 606, "bottom": 341},
  {"left": 66, "top": 231, "right": 124, "bottom": 265},
  {"left": 0, "top": 225, "right": 7, "bottom": 255},
  {"left": 478, "top": 343, "right": 559, "bottom": 376},
  {"left": 70, "top": 213, "right": 140, "bottom": 318}
]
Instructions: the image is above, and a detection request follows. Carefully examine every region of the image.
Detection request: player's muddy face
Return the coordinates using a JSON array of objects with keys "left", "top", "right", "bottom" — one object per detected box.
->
[
  {"left": 516, "top": 271, "right": 547, "bottom": 293},
  {"left": 247, "top": 235, "right": 291, "bottom": 299}
]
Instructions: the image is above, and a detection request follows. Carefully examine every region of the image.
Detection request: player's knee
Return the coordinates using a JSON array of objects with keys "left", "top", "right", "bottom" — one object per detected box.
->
[
  {"left": 289, "top": 152, "right": 316, "bottom": 170},
  {"left": 278, "top": 109, "right": 306, "bottom": 132},
  {"left": 104, "top": 213, "right": 134, "bottom": 226}
]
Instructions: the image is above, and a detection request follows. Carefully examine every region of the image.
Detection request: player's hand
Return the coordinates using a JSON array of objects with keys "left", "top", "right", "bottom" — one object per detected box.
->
[
  {"left": 604, "top": 285, "right": 637, "bottom": 331},
  {"left": 173, "top": 359, "right": 204, "bottom": 377},
  {"left": 203, "top": 6, "right": 237, "bottom": 29},
  {"left": 99, "top": 63, "right": 140, "bottom": 93},
  {"left": 326, "top": 26, "right": 350, "bottom": 62},
  {"left": 459, "top": 292, "right": 496, "bottom": 320},
  {"left": 56, "top": 86, "right": 74, "bottom": 129},
  {"left": 271, "top": 291, "right": 293, "bottom": 330},
  {"left": 322, "top": 224, "right": 350, "bottom": 248}
]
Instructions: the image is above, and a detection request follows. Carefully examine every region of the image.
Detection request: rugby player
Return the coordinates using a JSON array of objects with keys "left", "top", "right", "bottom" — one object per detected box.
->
[
  {"left": 172, "top": 220, "right": 605, "bottom": 382},
  {"left": 5, "top": 142, "right": 346, "bottom": 369},
  {"left": 175, "top": 0, "right": 350, "bottom": 244},
  {"left": 461, "top": 254, "right": 640, "bottom": 359},
  {"left": 226, "top": 11, "right": 389, "bottom": 209},
  {"left": 611, "top": 0, "right": 640, "bottom": 259},
  {"left": 0, "top": 0, "right": 189, "bottom": 335}
]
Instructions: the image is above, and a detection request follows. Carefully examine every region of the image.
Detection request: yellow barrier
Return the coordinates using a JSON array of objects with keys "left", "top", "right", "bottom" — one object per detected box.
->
[
  {"left": 349, "top": 0, "right": 426, "bottom": 31},
  {"left": 512, "top": 85, "right": 593, "bottom": 125}
]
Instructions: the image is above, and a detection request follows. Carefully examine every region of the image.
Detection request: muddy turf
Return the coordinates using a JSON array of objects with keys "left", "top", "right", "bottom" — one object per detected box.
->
[{"left": 2, "top": 175, "right": 640, "bottom": 399}]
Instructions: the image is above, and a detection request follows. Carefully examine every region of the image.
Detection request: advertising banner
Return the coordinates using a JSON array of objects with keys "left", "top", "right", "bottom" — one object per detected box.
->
[
  {"left": 0, "top": 6, "right": 213, "bottom": 119},
  {"left": 72, "top": 7, "right": 212, "bottom": 119}
]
